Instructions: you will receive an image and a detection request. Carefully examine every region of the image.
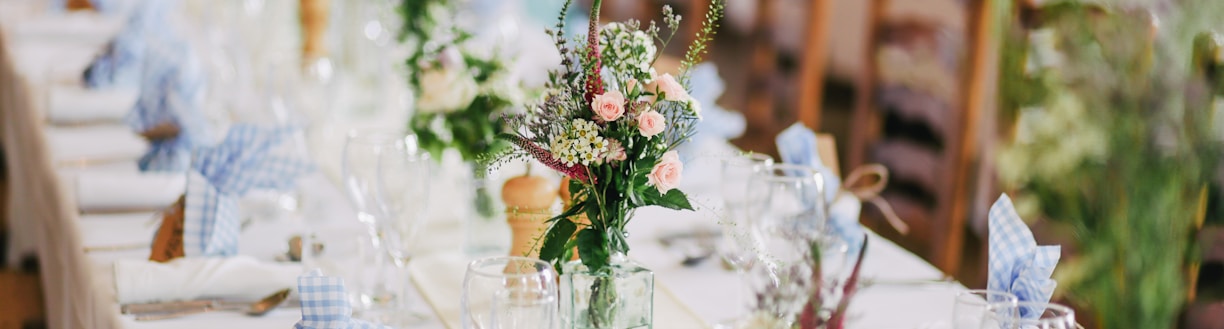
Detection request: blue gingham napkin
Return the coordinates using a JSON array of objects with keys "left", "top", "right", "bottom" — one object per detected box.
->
[
  {"left": 181, "top": 125, "right": 314, "bottom": 256},
  {"left": 776, "top": 123, "right": 862, "bottom": 253},
  {"left": 124, "top": 35, "right": 211, "bottom": 172},
  {"left": 295, "top": 269, "right": 391, "bottom": 329},
  {"left": 987, "top": 194, "right": 1060, "bottom": 319},
  {"left": 83, "top": 0, "right": 176, "bottom": 88}
]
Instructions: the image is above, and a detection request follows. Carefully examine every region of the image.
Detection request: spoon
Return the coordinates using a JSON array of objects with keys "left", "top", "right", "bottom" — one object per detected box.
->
[{"left": 135, "top": 288, "right": 292, "bottom": 321}]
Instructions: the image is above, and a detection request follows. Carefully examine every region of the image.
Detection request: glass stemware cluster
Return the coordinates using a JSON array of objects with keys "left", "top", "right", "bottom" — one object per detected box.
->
[
  {"left": 341, "top": 131, "right": 432, "bottom": 322},
  {"left": 716, "top": 154, "right": 849, "bottom": 328}
]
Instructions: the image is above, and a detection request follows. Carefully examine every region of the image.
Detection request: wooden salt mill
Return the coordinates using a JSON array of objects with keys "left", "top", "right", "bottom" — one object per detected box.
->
[{"left": 502, "top": 170, "right": 557, "bottom": 258}]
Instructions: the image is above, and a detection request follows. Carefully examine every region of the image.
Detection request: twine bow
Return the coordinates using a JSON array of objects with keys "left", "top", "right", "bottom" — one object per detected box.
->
[{"left": 840, "top": 164, "right": 909, "bottom": 235}]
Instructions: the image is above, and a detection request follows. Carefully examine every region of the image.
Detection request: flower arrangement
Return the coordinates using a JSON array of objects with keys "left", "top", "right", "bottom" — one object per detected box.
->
[
  {"left": 489, "top": 0, "right": 724, "bottom": 326},
  {"left": 398, "top": 0, "right": 527, "bottom": 222},
  {"left": 494, "top": 0, "right": 724, "bottom": 272},
  {"left": 992, "top": 1, "right": 1222, "bottom": 327},
  {"left": 398, "top": 0, "right": 523, "bottom": 163}
]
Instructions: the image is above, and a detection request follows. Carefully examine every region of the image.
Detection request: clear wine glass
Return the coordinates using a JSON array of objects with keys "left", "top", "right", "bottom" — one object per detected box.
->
[
  {"left": 340, "top": 130, "right": 409, "bottom": 312},
  {"left": 954, "top": 290, "right": 1018, "bottom": 329},
  {"left": 462, "top": 256, "right": 559, "bottom": 329},
  {"left": 741, "top": 163, "right": 829, "bottom": 327},
  {"left": 718, "top": 153, "right": 774, "bottom": 270},
  {"left": 985, "top": 301, "right": 1079, "bottom": 329},
  {"left": 712, "top": 153, "right": 773, "bottom": 326},
  {"left": 372, "top": 134, "right": 431, "bottom": 325}
]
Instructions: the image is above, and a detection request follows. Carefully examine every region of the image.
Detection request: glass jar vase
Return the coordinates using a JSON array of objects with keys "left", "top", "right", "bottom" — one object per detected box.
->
[{"left": 560, "top": 253, "right": 654, "bottom": 329}]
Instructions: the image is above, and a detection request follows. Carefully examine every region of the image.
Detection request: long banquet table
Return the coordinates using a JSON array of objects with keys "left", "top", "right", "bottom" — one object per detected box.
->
[{"left": 0, "top": 3, "right": 968, "bottom": 329}]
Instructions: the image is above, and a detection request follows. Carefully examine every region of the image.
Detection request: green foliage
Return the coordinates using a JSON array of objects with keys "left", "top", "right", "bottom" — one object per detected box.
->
[{"left": 993, "top": 0, "right": 1224, "bottom": 327}]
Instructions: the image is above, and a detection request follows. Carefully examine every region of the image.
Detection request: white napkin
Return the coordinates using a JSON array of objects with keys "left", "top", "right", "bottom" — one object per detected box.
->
[
  {"left": 12, "top": 12, "right": 123, "bottom": 46},
  {"left": 46, "top": 86, "right": 138, "bottom": 124},
  {"left": 410, "top": 252, "right": 707, "bottom": 328},
  {"left": 45, "top": 125, "right": 148, "bottom": 166},
  {"left": 75, "top": 172, "right": 184, "bottom": 213},
  {"left": 112, "top": 256, "right": 302, "bottom": 304}
]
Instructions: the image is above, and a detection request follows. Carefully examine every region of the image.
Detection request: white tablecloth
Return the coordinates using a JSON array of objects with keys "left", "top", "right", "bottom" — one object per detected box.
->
[{"left": 0, "top": 4, "right": 966, "bottom": 329}]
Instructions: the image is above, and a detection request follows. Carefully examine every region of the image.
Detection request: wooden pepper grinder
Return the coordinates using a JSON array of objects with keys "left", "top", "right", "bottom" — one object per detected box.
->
[
  {"left": 502, "top": 169, "right": 557, "bottom": 258},
  {"left": 299, "top": 0, "right": 330, "bottom": 65},
  {"left": 558, "top": 177, "right": 590, "bottom": 261}
]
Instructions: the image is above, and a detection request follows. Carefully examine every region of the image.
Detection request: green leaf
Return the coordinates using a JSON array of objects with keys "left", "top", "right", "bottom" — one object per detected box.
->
[
  {"left": 641, "top": 188, "right": 694, "bottom": 211},
  {"left": 538, "top": 218, "right": 577, "bottom": 263},
  {"left": 576, "top": 229, "right": 609, "bottom": 270}
]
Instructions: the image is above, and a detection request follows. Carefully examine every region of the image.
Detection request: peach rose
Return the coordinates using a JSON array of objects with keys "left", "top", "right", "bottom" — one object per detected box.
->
[
  {"left": 648, "top": 151, "right": 683, "bottom": 193},
  {"left": 637, "top": 110, "right": 666, "bottom": 138},
  {"left": 650, "top": 73, "right": 690, "bottom": 102},
  {"left": 592, "top": 90, "right": 626, "bottom": 122}
]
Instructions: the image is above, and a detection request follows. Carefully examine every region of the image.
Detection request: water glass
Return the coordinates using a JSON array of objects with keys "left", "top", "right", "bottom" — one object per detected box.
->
[
  {"left": 985, "top": 301, "right": 1078, "bottom": 329},
  {"left": 718, "top": 153, "right": 774, "bottom": 270},
  {"left": 462, "top": 257, "right": 559, "bottom": 329},
  {"left": 954, "top": 290, "right": 1018, "bottom": 329}
]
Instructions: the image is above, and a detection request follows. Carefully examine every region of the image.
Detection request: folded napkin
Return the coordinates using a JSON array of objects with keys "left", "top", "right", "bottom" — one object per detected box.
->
[
  {"left": 82, "top": 0, "right": 175, "bottom": 89},
  {"left": 295, "top": 269, "right": 390, "bottom": 329},
  {"left": 987, "top": 194, "right": 1060, "bottom": 319},
  {"left": 181, "top": 125, "right": 313, "bottom": 257},
  {"left": 45, "top": 125, "right": 148, "bottom": 165},
  {"left": 76, "top": 172, "right": 184, "bottom": 213},
  {"left": 776, "top": 123, "right": 863, "bottom": 253},
  {"left": 47, "top": 86, "right": 139, "bottom": 124},
  {"left": 125, "top": 33, "right": 211, "bottom": 172},
  {"left": 113, "top": 255, "right": 301, "bottom": 304}
]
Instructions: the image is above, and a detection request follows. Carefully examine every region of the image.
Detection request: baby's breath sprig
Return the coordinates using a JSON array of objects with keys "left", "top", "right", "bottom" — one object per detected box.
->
[
  {"left": 650, "top": 5, "right": 681, "bottom": 65},
  {"left": 679, "top": 0, "right": 726, "bottom": 85}
]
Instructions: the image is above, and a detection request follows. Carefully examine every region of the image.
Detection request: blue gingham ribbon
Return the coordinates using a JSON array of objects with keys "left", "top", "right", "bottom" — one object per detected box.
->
[
  {"left": 295, "top": 269, "right": 391, "bottom": 329},
  {"left": 987, "top": 194, "right": 1060, "bottom": 319},
  {"left": 181, "top": 124, "right": 314, "bottom": 256},
  {"left": 776, "top": 123, "right": 861, "bottom": 253}
]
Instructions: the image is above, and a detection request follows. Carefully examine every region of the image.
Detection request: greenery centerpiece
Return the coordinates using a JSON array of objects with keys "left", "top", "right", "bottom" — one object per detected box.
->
[
  {"left": 398, "top": 0, "right": 526, "bottom": 253},
  {"left": 491, "top": 0, "right": 725, "bottom": 327},
  {"left": 992, "top": 0, "right": 1223, "bottom": 327}
]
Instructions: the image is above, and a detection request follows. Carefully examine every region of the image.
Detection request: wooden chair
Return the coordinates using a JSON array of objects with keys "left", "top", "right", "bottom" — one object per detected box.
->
[
  {"left": 847, "top": 0, "right": 996, "bottom": 274},
  {"left": 738, "top": 0, "right": 833, "bottom": 155}
]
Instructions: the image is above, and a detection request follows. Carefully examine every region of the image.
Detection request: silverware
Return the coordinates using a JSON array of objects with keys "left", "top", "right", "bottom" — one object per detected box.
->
[
  {"left": 122, "top": 299, "right": 215, "bottom": 315},
  {"left": 857, "top": 276, "right": 956, "bottom": 288},
  {"left": 133, "top": 288, "right": 291, "bottom": 321}
]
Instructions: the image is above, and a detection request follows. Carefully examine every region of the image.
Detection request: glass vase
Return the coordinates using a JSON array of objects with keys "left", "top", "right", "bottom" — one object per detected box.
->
[{"left": 560, "top": 253, "right": 654, "bottom": 329}]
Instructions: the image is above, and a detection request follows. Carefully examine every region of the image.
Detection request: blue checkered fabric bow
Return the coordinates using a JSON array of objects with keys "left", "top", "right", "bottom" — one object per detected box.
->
[
  {"left": 295, "top": 269, "right": 391, "bottom": 329},
  {"left": 987, "top": 194, "right": 1060, "bottom": 319},
  {"left": 776, "top": 123, "right": 861, "bottom": 253},
  {"left": 181, "top": 124, "right": 314, "bottom": 256},
  {"left": 83, "top": 0, "right": 177, "bottom": 88}
]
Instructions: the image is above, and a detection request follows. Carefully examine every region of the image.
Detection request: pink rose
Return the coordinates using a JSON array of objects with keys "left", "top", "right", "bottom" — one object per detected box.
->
[
  {"left": 637, "top": 110, "right": 666, "bottom": 138},
  {"left": 650, "top": 73, "right": 690, "bottom": 102},
  {"left": 648, "top": 151, "right": 683, "bottom": 194},
  {"left": 591, "top": 90, "right": 626, "bottom": 122}
]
